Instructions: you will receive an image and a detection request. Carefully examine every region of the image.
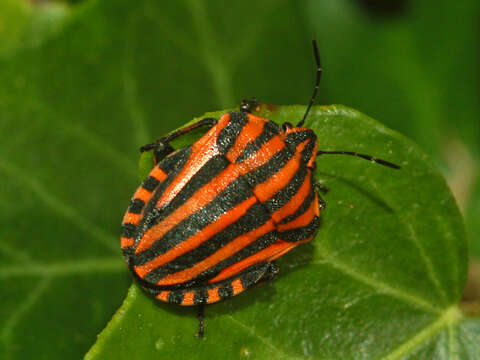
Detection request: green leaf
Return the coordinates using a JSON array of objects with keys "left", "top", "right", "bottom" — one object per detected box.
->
[
  {"left": 303, "top": 0, "right": 480, "bottom": 256},
  {"left": 0, "top": 0, "right": 32, "bottom": 54},
  {"left": 86, "top": 104, "right": 475, "bottom": 359}
]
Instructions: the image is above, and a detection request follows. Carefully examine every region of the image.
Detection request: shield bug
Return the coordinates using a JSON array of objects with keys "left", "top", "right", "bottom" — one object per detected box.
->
[{"left": 121, "top": 40, "right": 400, "bottom": 337}]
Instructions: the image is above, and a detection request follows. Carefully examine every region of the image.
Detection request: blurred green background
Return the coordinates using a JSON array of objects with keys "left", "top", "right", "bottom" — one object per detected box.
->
[{"left": 0, "top": 0, "right": 478, "bottom": 358}]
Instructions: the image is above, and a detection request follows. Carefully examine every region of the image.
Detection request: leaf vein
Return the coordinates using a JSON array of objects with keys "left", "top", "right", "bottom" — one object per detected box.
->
[
  {"left": 368, "top": 177, "right": 449, "bottom": 305},
  {"left": 313, "top": 255, "right": 441, "bottom": 313},
  {"left": 187, "top": 0, "right": 235, "bottom": 108},
  {"left": 381, "top": 306, "right": 462, "bottom": 360},
  {"left": 0, "top": 258, "right": 124, "bottom": 278},
  {"left": 65, "top": 123, "right": 137, "bottom": 178},
  {"left": 404, "top": 222, "right": 448, "bottom": 304},
  {"left": 226, "top": 315, "right": 304, "bottom": 360},
  {"left": 1, "top": 276, "right": 53, "bottom": 359},
  {"left": 0, "top": 159, "right": 118, "bottom": 253},
  {"left": 0, "top": 239, "right": 35, "bottom": 264}
]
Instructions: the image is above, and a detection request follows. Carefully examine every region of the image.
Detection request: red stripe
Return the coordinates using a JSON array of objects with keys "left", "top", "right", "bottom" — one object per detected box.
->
[
  {"left": 272, "top": 170, "right": 312, "bottom": 223},
  {"left": 134, "top": 196, "right": 257, "bottom": 277},
  {"left": 277, "top": 195, "right": 317, "bottom": 232},
  {"left": 121, "top": 237, "right": 134, "bottom": 248},
  {"left": 226, "top": 115, "right": 266, "bottom": 162},
  {"left": 156, "top": 220, "right": 276, "bottom": 286},
  {"left": 155, "top": 115, "right": 229, "bottom": 208},
  {"left": 136, "top": 135, "right": 285, "bottom": 255}
]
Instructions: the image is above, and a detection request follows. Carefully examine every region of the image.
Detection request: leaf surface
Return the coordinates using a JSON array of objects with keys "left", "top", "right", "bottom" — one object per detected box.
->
[{"left": 86, "top": 105, "right": 474, "bottom": 360}]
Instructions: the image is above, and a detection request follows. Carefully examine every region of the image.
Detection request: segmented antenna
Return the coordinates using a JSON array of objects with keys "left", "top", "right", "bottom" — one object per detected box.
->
[
  {"left": 317, "top": 150, "right": 401, "bottom": 169},
  {"left": 298, "top": 40, "right": 322, "bottom": 127}
]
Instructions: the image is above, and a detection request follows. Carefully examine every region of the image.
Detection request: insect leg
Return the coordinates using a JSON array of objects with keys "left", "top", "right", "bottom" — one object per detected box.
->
[
  {"left": 140, "top": 117, "right": 217, "bottom": 163},
  {"left": 195, "top": 304, "right": 205, "bottom": 338},
  {"left": 313, "top": 180, "right": 328, "bottom": 210},
  {"left": 314, "top": 180, "right": 329, "bottom": 194},
  {"left": 255, "top": 262, "right": 279, "bottom": 284}
]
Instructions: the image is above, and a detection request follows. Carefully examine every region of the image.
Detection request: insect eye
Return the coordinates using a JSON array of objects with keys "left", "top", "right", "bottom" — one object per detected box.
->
[
  {"left": 239, "top": 98, "right": 259, "bottom": 113},
  {"left": 282, "top": 122, "right": 293, "bottom": 131},
  {"left": 240, "top": 101, "right": 249, "bottom": 112}
]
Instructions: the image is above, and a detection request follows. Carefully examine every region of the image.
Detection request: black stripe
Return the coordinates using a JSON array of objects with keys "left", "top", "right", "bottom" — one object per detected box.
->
[
  {"left": 132, "top": 147, "right": 192, "bottom": 250},
  {"left": 143, "top": 155, "right": 229, "bottom": 232},
  {"left": 137, "top": 233, "right": 275, "bottom": 290},
  {"left": 217, "top": 111, "right": 248, "bottom": 154},
  {"left": 121, "top": 223, "right": 137, "bottom": 238},
  {"left": 122, "top": 246, "right": 135, "bottom": 258},
  {"left": 134, "top": 263, "right": 270, "bottom": 297},
  {"left": 161, "top": 147, "right": 193, "bottom": 172},
  {"left": 235, "top": 120, "right": 281, "bottom": 163},
  {"left": 134, "top": 174, "right": 256, "bottom": 267},
  {"left": 136, "top": 145, "right": 296, "bottom": 269},
  {"left": 194, "top": 289, "right": 208, "bottom": 305},
  {"left": 218, "top": 283, "right": 233, "bottom": 299},
  {"left": 285, "top": 130, "right": 309, "bottom": 145},
  {"left": 243, "top": 143, "right": 297, "bottom": 188},
  {"left": 142, "top": 176, "right": 160, "bottom": 192},
  {"left": 262, "top": 165, "right": 307, "bottom": 213},
  {"left": 279, "top": 216, "right": 321, "bottom": 242},
  {"left": 190, "top": 231, "right": 277, "bottom": 284},
  {"left": 141, "top": 147, "right": 192, "bottom": 218},
  {"left": 240, "top": 262, "right": 270, "bottom": 289},
  {"left": 286, "top": 130, "right": 317, "bottom": 164},
  {"left": 278, "top": 182, "right": 316, "bottom": 225},
  {"left": 142, "top": 200, "right": 270, "bottom": 282},
  {"left": 301, "top": 139, "right": 316, "bottom": 164},
  {"left": 167, "top": 290, "right": 184, "bottom": 304},
  {"left": 128, "top": 198, "right": 145, "bottom": 214}
]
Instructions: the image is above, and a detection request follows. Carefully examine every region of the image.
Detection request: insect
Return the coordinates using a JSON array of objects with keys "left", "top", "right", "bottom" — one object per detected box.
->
[{"left": 120, "top": 41, "right": 400, "bottom": 337}]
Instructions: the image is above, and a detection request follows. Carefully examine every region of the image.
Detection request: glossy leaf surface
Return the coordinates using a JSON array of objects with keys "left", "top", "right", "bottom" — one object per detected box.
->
[{"left": 86, "top": 105, "right": 475, "bottom": 359}]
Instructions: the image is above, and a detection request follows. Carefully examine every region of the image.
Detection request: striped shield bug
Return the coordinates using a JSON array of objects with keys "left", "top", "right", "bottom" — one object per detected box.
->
[{"left": 120, "top": 40, "right": 400, "bottom": 337}]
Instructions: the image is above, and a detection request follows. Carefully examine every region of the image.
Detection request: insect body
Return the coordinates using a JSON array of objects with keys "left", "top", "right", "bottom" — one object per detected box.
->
[
  {"left": 121, "top": 41, "right": 400, "bottom": 336},
  {"left": 121, "top": 109, "right": 323, "bottom": 304}
]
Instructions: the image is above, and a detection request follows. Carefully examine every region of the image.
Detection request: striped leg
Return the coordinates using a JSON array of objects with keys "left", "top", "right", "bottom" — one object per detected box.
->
[{"left": 140, "top": 117, "right": 217, "bottom": 164}]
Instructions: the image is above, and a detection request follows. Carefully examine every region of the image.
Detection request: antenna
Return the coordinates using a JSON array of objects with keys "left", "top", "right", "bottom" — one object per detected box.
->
[
  {"left": 298, "top": 41, "right": 401, "bottom": 170},
  {"left": 298, "top": 40, "right": 322, "bottom": 127},
  {"left": 317, "top": 150, "right": 401, "bottom": 169}
]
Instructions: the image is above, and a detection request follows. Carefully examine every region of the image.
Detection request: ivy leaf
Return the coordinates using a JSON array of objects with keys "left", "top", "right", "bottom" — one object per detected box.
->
[{"left": 86, "top": 105, "right": 477, "bottom": 360}]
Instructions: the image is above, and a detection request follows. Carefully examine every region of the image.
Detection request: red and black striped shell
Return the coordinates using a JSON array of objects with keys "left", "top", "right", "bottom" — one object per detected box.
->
[{"left": 121, "top": 110, "right": 321, "bottom": 305}]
